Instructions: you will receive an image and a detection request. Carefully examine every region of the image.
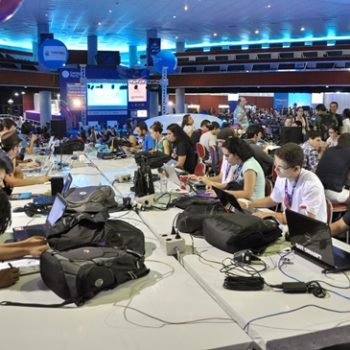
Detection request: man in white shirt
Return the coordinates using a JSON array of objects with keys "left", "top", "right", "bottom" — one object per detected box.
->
[{"left": 243, "top": 143, "right": 327, "bottom": 224}]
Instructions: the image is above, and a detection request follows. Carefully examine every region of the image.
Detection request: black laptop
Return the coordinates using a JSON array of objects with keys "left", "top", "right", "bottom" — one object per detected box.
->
[
  {"left": 33, "top": 173, "right": 73, "bottom": 206},
  {"left": 212, "top": 186, "right": 255, "bottom": 214},
  {"left": 13, "top": 194, "right": 67, "bottom": 241},
  {"left": 286, "top": 209, "right": 350, "bottom": 272}
]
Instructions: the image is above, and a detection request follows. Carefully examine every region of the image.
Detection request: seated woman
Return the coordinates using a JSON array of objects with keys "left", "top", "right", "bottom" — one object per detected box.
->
[
  {"left": 167, "top": 123, "right": 196, "bottom": 173},
  {"left": 0, "top": 131, "right": 50, "bottom": 188},
  {"left": 149, "top": 121, "right": 171, "bottom": 156},
  {"left": 221, "top": 137, "right": 265, "bottom": 201}
]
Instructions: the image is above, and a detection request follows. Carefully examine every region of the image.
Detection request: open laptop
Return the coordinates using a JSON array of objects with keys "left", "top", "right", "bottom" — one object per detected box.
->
[
  {"left": 13, "top": 194, "right": 67, "bottom": 241},
  {"left": 212, "top": 186, "right": 256, "bottom": 214},
  {"left": 163, "top": 164, "right": 206, "bottom": 192},
  {"left": 286, "top": 209, "right": 350, "bottom": 272},
  {"left": 33, "top": 173, "right": 73, "bottom": 206}
]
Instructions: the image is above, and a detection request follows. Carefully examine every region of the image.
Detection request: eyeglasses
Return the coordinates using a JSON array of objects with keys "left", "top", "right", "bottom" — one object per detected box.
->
[{"left": 274, "top": 163, "right": 291, "bottom": 171}]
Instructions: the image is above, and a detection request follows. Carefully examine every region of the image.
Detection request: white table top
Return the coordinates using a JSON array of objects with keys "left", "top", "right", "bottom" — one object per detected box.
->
[
  {"left": 0, "top": 210, "right": 253, "bottom": 350},
  {"left": 139, "top": 205, "right": 350, "bottom": 349},
  {"left": 182, "top": 246, "right": 350, "bottom": 350}
]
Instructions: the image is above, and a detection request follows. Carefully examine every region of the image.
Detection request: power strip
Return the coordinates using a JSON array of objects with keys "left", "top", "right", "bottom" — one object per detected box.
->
[
  {"left": 133, "top": 194, "right": 155, "bottom": 209},
  {"left": 160, "top": 234, "right": 186, "bottom": 255}
]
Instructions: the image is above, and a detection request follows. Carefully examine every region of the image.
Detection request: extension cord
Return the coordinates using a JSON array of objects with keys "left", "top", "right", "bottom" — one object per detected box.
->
[{"left": 160, "top": 234, "right": 186, "bottom": 255}]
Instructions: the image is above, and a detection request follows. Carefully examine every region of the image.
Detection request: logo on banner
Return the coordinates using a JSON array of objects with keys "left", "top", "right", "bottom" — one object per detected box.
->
[{"left": 39, "top": 39, "right": 68, "bottom": 69}]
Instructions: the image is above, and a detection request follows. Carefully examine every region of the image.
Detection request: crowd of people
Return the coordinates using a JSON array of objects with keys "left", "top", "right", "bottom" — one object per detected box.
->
[{"left": 1, "top": 101, "right": 350, "bottom": 289}]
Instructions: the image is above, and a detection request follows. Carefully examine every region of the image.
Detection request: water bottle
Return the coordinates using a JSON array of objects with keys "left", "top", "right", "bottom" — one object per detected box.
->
[{"left": 160, "top": 173, "right": 168, "bottom": 193}]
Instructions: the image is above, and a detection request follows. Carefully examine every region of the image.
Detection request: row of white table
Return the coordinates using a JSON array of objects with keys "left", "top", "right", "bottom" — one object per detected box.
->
[
  {"left": 6, "top": 152, "right": 350, "bottom": 349},
  {"left": 139, "top": 207, "right": 350, "bottom": 350},
  {"left": 0, "top": 155, "right": 254, "bottom": 350}
]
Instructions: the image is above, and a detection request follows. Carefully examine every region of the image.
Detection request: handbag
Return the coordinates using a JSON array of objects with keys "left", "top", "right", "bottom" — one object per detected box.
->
[{"left": 203, "top": 212, "right": 282, "bottom": 253}]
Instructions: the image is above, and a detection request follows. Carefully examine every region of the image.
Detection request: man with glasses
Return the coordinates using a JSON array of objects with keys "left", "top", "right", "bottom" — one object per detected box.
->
[{"left": 242, "top": 143, "right": 327, "bottom": 224}]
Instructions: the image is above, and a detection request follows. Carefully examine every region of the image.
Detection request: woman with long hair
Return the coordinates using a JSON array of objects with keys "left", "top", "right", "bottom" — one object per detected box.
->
[
  {"left": 167, "top": 123, "right": 196, "bottom": 173},
  {"left": 222, "top": 137, "right": 265, "bottom": 200},
  {"left": 149, "top": 121, "right": 171, "bottom": 156}
]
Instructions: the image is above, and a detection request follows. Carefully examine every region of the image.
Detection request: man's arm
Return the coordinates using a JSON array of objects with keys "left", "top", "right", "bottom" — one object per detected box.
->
[{"left": 331, "top": 217, "right": 350, "bottom": 237}]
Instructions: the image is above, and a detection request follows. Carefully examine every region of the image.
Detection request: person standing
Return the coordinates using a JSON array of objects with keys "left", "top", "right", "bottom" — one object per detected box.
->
[
  {"left": 315, "top": 104, "right": 338, "bottom": 141},
  {"left": 329, "top": 101, "right": 343, "bottom": 129},
  {"left": 233, "top": 97, "right": 249, "bottom": 132}
]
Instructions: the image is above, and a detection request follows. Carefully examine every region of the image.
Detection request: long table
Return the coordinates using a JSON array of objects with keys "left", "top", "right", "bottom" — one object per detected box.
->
[
  {"left": 1, "top": 157, "right": 254, "bottom": 350},
  {"left": 140, "top": 207, "right": 350, "bottom": 350}
]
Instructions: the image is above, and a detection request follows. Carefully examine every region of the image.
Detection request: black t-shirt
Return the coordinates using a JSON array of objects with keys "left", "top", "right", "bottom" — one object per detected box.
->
[
  {"left": 316, "top": 146, "right": 350, "bottom": 192},
  {"left": 174, "top": 139, "right": 196, "bottom": 174}
]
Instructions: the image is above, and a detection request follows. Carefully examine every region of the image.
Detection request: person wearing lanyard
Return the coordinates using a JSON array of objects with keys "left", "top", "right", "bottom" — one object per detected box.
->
[{"left": 241, "top": 143, "right": 327, "bottom": 224}]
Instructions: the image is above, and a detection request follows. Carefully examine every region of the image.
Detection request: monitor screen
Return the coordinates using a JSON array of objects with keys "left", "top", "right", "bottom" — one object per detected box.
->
[{"left": 87, "top": 82, "right": 128, "bottom": 110}]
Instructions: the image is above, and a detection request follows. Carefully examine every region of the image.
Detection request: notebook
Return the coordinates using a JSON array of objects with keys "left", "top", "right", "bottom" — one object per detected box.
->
[
  {"left": 212, "top": 186, "right": 255, "bottom": 214},
  {"left": 286, "top": 209, "right": 350, "bottom": 272},
  {"left": 13, "top": 194, "right": 67, "bottom": 241},
  {"left": 0, "top": 258, "right": 40, "bottom": 275}
]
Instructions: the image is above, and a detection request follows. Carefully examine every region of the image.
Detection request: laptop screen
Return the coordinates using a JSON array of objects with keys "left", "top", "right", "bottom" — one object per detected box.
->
[
  {"left": 47, "top": 195, "right": 66, "bottom": 226},
  {"left": 62, "top": 174, "right": 73, "bottom": 193},
  {"left": 212, "top": 186, "right": 243, "bottom": 213},
  {"left": 163, "top": 164, "right": 181, "bottom": 186},
  {"left": 286, "top": 209, "right": 335, "bottom": 266}
]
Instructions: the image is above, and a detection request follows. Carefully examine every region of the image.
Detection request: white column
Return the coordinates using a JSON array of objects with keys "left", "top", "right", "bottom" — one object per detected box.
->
[
  {"left": 175, "top": 88, "right": 185, "bottom": 113},
  {"left": 39, "top": 91, "right": 51, "bottom": 127}
]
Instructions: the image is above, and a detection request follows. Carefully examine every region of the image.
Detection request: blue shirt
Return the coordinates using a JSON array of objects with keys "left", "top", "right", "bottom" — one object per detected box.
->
[{"left": 142, "top": 132, "right": 155, "bottom": 151}]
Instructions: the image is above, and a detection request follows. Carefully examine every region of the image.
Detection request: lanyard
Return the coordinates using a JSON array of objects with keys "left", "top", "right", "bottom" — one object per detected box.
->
[
  {"left": 284, "top": 175, "right": 300, "bottom": 209},
  {"left": 224, "top": 162, "right": 231, "bottom": 181}
]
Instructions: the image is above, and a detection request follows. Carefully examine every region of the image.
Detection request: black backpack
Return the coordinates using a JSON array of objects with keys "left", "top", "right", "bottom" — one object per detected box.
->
[
  {"left": 39, "top": 246, "right": 149, "bottom": 305},
  {"left": 203, "top": 212, "right": 282, "bottom": 254},
  {"left": 176, "top": 199, "right": 225, "bottom": 235},
  {"left": 132, "top": 156, "right": 154, "bottom": 197},
  {"left": 135, "top": 151, "right": 171, "bottom": 169},
  {"left": 47, "top": 210, "right": 145, "bottom": 255},
  {"left": 54, "top": 139, "right": 84, "bottom": 154}
]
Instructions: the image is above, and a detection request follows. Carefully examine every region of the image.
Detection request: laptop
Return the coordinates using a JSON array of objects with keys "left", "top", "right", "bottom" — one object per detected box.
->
[
  {"left": 13, "top": 194, "right": 67, "bottom": 241},
  {"left": 33, "top": 173, "right": 73, "bottom": 206},
  {"left": 286, "top": 209, "right": 350, "bottom": 272},
  {"left": 163, "top": 164, "right": 206, "bottom": 191},
  {"left": 212, "top": 186, "right": 255, "bottom": 214}
]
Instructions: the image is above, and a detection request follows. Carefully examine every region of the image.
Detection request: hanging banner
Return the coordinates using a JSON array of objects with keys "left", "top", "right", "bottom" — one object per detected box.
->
[{"left": 147, "top": 38, "right": 161, "bottom": 66}]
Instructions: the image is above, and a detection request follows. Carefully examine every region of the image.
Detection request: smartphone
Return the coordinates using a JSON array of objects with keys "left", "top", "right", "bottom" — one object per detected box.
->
[{"left": 10, "top": 192, "right": 33, "bottom": 200}]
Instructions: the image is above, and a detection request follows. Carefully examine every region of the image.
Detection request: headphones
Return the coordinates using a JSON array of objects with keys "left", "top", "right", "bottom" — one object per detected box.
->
[{"left": 23, "top": 203, "right": 51, "bottom": 217}]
